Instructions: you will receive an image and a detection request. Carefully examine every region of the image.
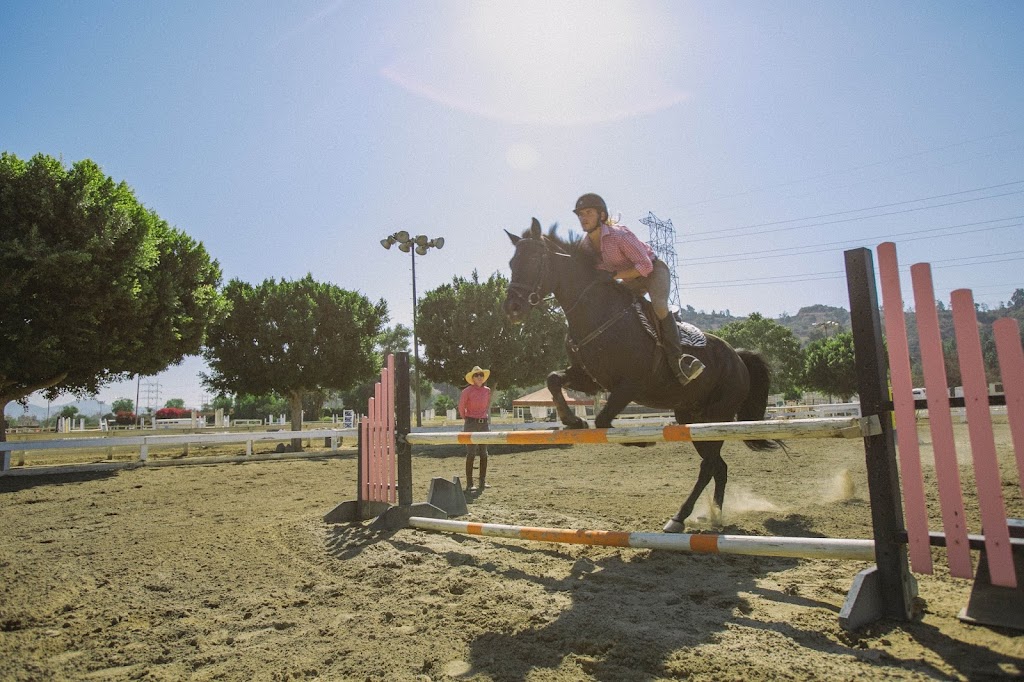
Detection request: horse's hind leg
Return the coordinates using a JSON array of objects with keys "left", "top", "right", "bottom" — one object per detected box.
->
[{"left": 663, "top": 441, "right": 727, "bottom": 533}]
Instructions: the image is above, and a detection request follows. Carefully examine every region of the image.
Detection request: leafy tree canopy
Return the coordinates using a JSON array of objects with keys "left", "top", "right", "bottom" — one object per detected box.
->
[
  {"left": 207, "top": 392, "right": 288, "bottom": 421},
  {"left": 165, "top": 398, "right": 185, "bottom": 409},
  {"left": 0, "top": 152, "right": 224, "bottom": 418},
  {"left": 334, "top": 323, "right": 412, "bottom": 415},
  {"left": 1009, "top": 288, "right": 1024, "bottom": 310},
  {"left": 716, "top": 313, "right": 805, "bottom": 395},
  {"left": 111, "top": 398, "right": 135, "bottom": 414},
  {"left": 416, "top": 270, "right": 568, "bottom": 391},
  {"left": 803, "top": 332, "right": 858, "bottom": 401},
  {"left": 433, "top": 394, "right": 455, "bottom": 413},
  {"left": 201, "top": 275, "right": 387, "bottom": 437}
]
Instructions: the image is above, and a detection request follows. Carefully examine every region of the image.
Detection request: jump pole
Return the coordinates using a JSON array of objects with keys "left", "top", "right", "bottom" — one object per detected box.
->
[
  {"left": 405, "top": 416, "right": 880, "bottom": 446},
  {"left": 408, "top": 517, "right": 875, "bottom": 562}
]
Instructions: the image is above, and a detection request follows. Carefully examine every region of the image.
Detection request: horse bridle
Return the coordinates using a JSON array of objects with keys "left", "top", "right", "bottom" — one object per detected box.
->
[
  {"left": 507, "top": 237, "right": 613, "bottom": 318},
  {"left": 507, "top": 238, "right": 552, "bottom": 307}
]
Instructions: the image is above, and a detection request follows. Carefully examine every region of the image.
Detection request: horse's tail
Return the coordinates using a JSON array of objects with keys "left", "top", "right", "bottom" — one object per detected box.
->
[{"left": 736, "top": 349, "right": 782, "bottom": 452}]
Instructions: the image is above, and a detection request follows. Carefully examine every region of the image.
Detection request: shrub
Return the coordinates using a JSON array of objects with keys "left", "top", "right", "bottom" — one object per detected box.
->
[
  {"left": 155, "top": 407, "right": 191, "bottom": 419},
  {"left": 433, "top": 394, "right": 455, "bottom": 412},
  {"left": 114, "top": 411, "right": 136, "bottom": 426}
]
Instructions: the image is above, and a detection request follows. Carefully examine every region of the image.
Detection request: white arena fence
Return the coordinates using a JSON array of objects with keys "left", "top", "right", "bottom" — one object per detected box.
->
[{"left": 1, "top": 428, "right": 357, "bottom": 476}]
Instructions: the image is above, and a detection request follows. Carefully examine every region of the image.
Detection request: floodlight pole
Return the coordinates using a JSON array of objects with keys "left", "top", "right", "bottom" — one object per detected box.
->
[
  {"left": 410, "top": 246, "right": 422, "bottom": 427},
  {"left": 381, "top": 232, "right": 444, "bottom": 428}
]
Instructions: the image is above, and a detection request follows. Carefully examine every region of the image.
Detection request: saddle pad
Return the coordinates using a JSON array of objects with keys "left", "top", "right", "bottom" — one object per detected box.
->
[
  {"left": 678, "top": 320, "right": 707, "bottom": 348},
  {"left": 631, "top": 302, "right": 707, "bottom": 348}
]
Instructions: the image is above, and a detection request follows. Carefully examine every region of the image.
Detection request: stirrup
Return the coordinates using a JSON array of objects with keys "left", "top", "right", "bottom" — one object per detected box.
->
[{"left": 676, "top": 356, "right": 705, "bottom": 384}]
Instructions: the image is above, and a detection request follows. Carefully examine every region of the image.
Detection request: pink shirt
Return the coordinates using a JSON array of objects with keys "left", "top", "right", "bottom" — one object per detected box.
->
[
  {"left": 580, "top": 224, "right": 655, "bottom": 277},
  {"left": 458, "top": 385, "right": 491, "bottom": 419}
]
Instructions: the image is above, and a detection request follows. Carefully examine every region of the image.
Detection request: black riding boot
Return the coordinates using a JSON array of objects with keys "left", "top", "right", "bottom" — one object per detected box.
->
[{"left": 659, "top": 316, "right": 705, "bottom": 386}]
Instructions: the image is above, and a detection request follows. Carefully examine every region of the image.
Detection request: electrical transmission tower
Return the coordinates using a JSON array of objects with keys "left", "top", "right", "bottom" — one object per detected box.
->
[
  {"left": 640, "top": 211, "right": 681, "bottom": 312},
  {"left": 140, "top": 379, "right": 161, "bottom": 413}
]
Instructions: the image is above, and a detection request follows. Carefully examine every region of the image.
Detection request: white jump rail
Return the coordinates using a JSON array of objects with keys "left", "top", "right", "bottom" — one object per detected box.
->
[
  {"left": 409, "top": 516, "right": 876, "bottom": 562},
  {"left": 1, "top": 428, "right": 357, "bottom": 475},
  {"left": 405, "top": 416, "right": 881, "bottom": 446}
]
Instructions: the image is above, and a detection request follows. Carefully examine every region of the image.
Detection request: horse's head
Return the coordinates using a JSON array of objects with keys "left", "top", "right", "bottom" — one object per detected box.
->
[{"left": 502, "top": 218, "right": 554, "bottom": 324}]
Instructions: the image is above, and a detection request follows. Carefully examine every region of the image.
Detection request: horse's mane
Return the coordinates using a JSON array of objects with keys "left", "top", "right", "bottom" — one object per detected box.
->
[{"left": 518, "top": 223, "right": 598, "bottom": 268}]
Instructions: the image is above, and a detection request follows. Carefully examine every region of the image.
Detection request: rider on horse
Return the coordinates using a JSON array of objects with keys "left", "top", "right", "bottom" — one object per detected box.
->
[{"left": 573, "top": 192, "right": 705, "bottom": 386}]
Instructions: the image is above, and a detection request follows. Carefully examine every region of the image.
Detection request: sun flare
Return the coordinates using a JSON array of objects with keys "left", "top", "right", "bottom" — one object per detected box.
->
[{"left": 380, "top": 1, "right": 689, "bottom": 125}]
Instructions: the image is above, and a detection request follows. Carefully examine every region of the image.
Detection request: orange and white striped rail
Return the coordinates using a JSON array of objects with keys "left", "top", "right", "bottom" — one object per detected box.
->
[
  {"left": 404, "top": 416, "right": 880, "bottom": 446},
  {"left": 408, "top": 517, "right": 876, "bottom": 561}
]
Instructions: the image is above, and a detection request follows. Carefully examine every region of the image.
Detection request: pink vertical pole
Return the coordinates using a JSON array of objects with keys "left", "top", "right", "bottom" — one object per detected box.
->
[
  {"left": 372, "top": 381, "right": 383, "bottom": 501},
  {"left": 911, "top": 263, "right": 973, "bottom": 579},
  {"left": 951, "top": 290, "right": 1016, "bottom": 587},
  {"left": 385, "top": 354, "right": 397, "bottom": 504},
  {"left": 359, "top": 416, "right": 370, "bottom": 500},
  {"left": 375, "top": 365, "right": 387, "bottom": 503},
  {"left": 993, "top": 318, "right": 1024, "bottom": 498},
  {"left": 876, "top": 243, "right": 932, "bottom": 573},
  {"left": 378, "top": 358, "right": 391, "bottom": 503},
  {"left": 366, "top": 395, "right": 378, "bottom": 501}
]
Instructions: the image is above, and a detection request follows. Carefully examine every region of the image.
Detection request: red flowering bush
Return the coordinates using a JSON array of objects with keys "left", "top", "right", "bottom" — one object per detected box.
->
[
  {"left": 155, "top": 407, "right": 191, "bottom": 419},
  {"left": 114, "top": 411, "right": 136, "bottom": 425}
]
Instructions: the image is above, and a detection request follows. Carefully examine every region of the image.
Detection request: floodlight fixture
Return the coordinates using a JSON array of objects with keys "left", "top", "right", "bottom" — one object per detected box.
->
[{"left": 379, "top": 230, "right": 447, "bottom": 427}]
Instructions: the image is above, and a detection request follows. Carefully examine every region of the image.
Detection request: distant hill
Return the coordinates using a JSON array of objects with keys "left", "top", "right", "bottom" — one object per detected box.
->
[
  {"left": 679, "top": 300, "right": 1023, "bottom": 353},
  {"left": 678, "top": 303, "right": 851, "bottom": 344},
  {"left": 4, "top": 398, "right": 106, "bottom": 419}
]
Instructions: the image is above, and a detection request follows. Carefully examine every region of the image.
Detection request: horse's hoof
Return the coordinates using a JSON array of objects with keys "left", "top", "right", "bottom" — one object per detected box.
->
[
  {"left": 663, "top": 519, "right": 685, "bottom": 534},
  {"left": 565, "top": 420, "right": 588, "bottom": 430}
]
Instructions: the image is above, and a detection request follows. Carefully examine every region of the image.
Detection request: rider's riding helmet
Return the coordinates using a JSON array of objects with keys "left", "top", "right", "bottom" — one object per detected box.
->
[{"left": 573, "top": 193, "right": 608, "bottom": 219}]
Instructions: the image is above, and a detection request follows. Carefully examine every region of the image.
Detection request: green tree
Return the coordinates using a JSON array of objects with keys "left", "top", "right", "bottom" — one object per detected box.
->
[
  {"left": 111, "top": 398, "right": 135, "bottom": 414},
  {"left": 942, "top": 337, "right": 961, "bottom": 389},
  {"left": 165, "top": 398, "right": 186, "bottom": 409},
  {"left": 0, "top": 152, "right": 224, "bottom": 442},
  {"left": 230, "top": 393, "right": 288, "bottom": 421},
  {"left": 416, "top": 270, "right": 568, "bottom": 391},
  {"left": 1009, "top": 289, "right": 1024, "bottom": 311},
  {"left": 716, "top": 313, "right": 805, "bottom": 395},
  {"left": 433, "top": 394, "right": 455, "bottom": 415},
  {"left": 378, "top": 324, "right": 412, "bottom": 357},
  {"left": 335, "top": 324, "right": 413, "bottom": 415},
  {"left": 58, "top": 405, "right": 79, "bottom": 420},
  {"left": 206, "top": 395, "right": 233, "bottom": 413},
  {"left": 202, "top": 275, "right": 387, "bottom": 450},
  {"left": 803, "top": 332, "right": 858, "bottom": 401}
]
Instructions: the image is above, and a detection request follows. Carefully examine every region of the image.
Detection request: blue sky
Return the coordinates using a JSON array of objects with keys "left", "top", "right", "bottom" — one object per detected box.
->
[{"left": 3, "top": 1, "right": 1022, "bottom": 410}]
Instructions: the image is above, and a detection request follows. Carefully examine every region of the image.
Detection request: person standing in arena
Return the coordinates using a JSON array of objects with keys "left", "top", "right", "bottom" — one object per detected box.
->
[{"left": 458, "top": 365, "right": 492, "bottom": 494}]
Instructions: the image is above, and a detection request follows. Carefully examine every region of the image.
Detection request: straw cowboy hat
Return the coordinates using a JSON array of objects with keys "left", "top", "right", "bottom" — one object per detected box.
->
[{"left": 465, "top": 366, "right": 490, "bottom": 384}]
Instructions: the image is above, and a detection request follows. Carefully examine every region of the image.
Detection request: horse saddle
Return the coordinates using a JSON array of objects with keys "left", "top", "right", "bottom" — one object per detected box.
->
[{"left": 633, "top": 297, "right": 707, "bottom": 348}]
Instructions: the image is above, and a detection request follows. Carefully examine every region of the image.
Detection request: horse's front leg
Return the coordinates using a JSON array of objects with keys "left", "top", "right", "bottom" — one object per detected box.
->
[
  {"left": 547, "top": 367, "right": 589, "bottom": 429},
  {"left": 593, "top": 380, "right": 640, "bottom": 429}
]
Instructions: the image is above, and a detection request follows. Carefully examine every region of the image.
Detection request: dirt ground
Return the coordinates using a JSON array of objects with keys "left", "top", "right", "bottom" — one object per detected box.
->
[{"left": 1, "top": 422, "right": 1022, "bottom": 681}]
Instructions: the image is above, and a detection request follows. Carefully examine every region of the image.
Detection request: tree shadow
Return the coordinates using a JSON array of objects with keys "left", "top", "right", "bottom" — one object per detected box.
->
[{"left": 0, "top": 469, "right": 120, "bottom": 492}]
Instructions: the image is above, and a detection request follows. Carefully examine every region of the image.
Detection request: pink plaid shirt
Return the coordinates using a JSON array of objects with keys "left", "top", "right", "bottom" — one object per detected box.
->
[
  {"left": 580, "top": 224, "right": 655, "bottom": 277},
  {"left": 458, "top": 385, "right": 491, "bottom": 419}
]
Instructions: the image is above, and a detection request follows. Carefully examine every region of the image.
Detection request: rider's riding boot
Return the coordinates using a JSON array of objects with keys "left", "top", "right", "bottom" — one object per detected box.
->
[{"left": 659, "top": 316, "right": 705, "bottom": 386}]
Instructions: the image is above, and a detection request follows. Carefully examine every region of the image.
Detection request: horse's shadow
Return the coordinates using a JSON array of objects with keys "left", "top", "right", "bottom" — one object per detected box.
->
[
  {"left": 458, "top": 546, "right": 769, "bottom": 681},
  {"left": 325, "top": 521, "right": 792, "bottom": 679},
  {"left": 323, "top": 514, "right": 993, "bottom": 681}
]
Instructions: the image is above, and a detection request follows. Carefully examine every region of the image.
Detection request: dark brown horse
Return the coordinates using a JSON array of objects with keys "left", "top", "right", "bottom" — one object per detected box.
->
[{"left": 502, "top": 219, "right": 780, "bottom": 532}]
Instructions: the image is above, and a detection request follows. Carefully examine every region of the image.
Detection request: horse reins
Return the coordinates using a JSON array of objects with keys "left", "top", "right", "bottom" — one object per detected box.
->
[
  {"left": 506, "top": 239, "right": 551, "bottom": 307},
  {"left": 510, "top": 238, "right": 633, "bottom": 353}
]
